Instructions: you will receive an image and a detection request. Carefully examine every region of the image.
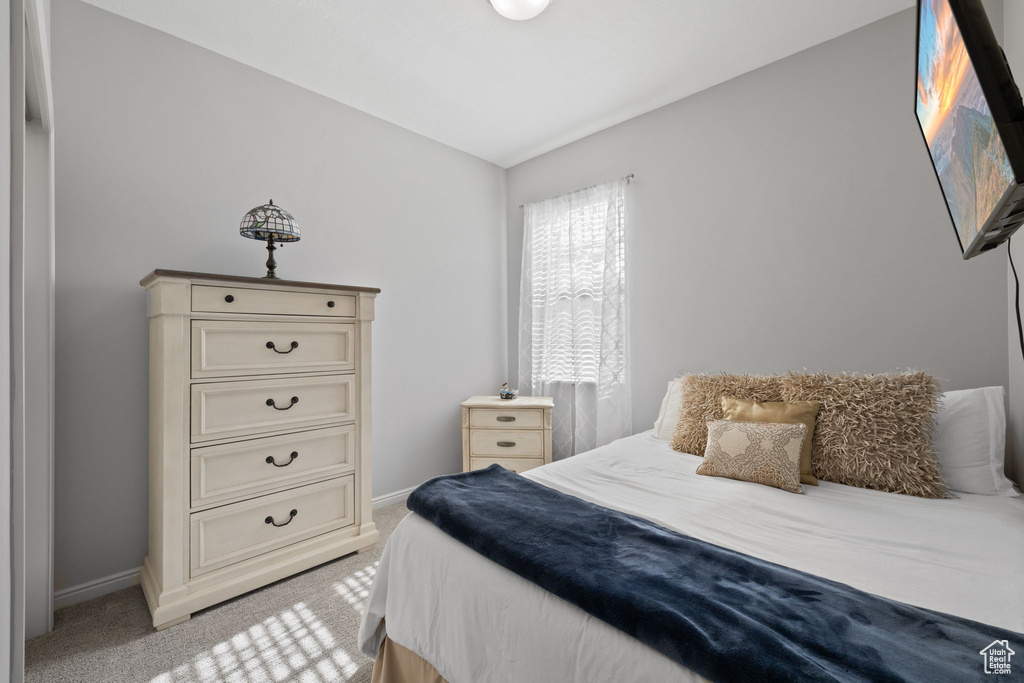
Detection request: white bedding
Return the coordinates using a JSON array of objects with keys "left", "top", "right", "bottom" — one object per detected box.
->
[{"left": 359, "top": 432, "right": 1024, "bottom": 682}]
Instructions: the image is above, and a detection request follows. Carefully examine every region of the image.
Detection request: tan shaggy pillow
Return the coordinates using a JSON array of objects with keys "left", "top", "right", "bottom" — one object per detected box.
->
[
  {"left": 779, "top": 371, "right": 949, "bottom": 499},
  {"left": 671, "top": 374, "right": 783, "bottom": 456}
]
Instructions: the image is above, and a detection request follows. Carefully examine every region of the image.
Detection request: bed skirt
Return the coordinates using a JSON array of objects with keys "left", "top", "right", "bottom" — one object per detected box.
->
[{"left": 373, "top": 637, "right": 448, "bottom": 683}]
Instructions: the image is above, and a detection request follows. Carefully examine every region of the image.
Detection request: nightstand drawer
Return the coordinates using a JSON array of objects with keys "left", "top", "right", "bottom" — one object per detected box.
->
[
  {"left": 192, "top": 285, "right": 356, "bottom": 317},
  {"left": 470, "top": 456, "right": 544, "bottom": 474},
  {"left": 191, "top": 375, "right": 355, "bottom": 443},
  {"left": 190, "top": 476, "right": 355, "bottom": 577},
  {"left": 191, "top": 320, "right": 355, "bottom": 379},
  {"left": 470, "top": 429, "right": 543, "bottom": 457},
  {"left": 190, "top": 425, "right": 356, "bottom": 508},
  {"left": 470, "top": 409, "right": 543, "bottom": 429}
]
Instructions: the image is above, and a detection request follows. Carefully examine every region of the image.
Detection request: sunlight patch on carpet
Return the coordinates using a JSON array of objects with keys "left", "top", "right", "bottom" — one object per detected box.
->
[
  {"left": 149, "top": 599, "right": 365, "bottom": 682},
  {"left": 333, "top": 564, "right": 376, "bottom": 613}
]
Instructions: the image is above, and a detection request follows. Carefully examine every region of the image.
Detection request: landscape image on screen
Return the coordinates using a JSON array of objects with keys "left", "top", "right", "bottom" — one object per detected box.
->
[{"left": 916, "top": 0, "right": 1014, "bottom": 251}]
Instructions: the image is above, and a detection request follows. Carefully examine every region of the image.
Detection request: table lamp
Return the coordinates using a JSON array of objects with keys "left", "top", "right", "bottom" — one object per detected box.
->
[{"left": 239, "top": 199, "right": 300, "bottom": 279}]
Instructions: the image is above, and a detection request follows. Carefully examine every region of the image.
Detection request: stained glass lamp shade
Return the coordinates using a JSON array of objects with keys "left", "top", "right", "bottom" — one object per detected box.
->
[{"left": 239, "top": 199, "right": 300, "bottom": 279}]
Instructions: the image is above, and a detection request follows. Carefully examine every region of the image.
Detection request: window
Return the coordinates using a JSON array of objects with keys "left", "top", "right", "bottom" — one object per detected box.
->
[
  {"left": 518, "top": 177, "right": 631, "bottom": 457},
  {"left": 525, "top": 191, "right": 624, "bottom": 383}
]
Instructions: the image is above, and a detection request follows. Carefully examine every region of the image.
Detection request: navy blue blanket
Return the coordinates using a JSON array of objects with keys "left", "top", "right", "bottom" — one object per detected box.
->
[{"left": 407, "top": 465, "right": 1022, "bottom": 682}]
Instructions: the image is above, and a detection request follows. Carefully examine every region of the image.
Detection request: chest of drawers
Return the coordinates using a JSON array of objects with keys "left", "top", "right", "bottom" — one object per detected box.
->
[
  {"left": 139, "top": 270, "right": 379, "bottom": 630},
  {"left": 461, "top": 396, "right": 554, "bottom": 474}
]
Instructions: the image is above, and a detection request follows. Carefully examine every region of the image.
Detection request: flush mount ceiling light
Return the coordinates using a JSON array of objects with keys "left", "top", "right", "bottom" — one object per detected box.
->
[{"left": 489, "top": 0, "right": 551, "bottom": 21}]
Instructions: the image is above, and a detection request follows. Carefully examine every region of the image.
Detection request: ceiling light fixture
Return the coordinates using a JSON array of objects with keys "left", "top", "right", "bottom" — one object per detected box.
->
[{"left": 489, "top": 0, "right": 551, "bottom": 21}]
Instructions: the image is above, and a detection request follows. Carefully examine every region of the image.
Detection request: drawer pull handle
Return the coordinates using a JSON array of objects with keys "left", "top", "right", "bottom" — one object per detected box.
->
[
  {"left": 497, "top": 441, "right": 516, "bottom": 448},
  {"left": 327, "top": 300, "right": 336, "bottom": 308},
  {"left": 224, "top": 294, "right": 234, "bottom": 303},
  {"left": 266, "top": 451, "right": 298, "bottom": 467},
  {"left": 266, "top": 340, "right": 299, "bottom": 354},
  {"left": 496, "top": 416, "right": 516, "bottom": 422},
  {"left": 265, "top": 509, "right": 298, "bottom": 527},
  {"left": 266, "top": 396, "right": 299, "bottom": 410}
]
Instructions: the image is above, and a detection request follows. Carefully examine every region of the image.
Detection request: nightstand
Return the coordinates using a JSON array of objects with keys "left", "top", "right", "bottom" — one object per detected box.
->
[{"left": 461, "top": 396, "right": 553, "bottom": 473}]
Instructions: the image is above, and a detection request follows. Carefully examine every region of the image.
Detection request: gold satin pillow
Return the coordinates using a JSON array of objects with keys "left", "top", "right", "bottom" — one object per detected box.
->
[
  {"left": 721, "top": 397, "right": 820, "bottom": 486},
  {"left": 698, "top": 420, "right": 806, "bottom": 494}
]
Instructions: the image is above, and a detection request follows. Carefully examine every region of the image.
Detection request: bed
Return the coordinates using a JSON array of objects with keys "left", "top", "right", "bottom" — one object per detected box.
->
[{"left": 358, "top": 430, "right": 1024, "bottom": 682}]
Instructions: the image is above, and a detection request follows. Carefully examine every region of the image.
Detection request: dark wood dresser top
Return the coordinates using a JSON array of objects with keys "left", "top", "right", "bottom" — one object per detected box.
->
[{"left": 139, "top": 269, "right": 381, "bottom": 294}]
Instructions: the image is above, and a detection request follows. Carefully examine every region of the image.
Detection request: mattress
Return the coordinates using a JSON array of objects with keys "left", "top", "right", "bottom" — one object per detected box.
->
[{"left": 359, "top": 431, "right": 1024, "bottom": 682}]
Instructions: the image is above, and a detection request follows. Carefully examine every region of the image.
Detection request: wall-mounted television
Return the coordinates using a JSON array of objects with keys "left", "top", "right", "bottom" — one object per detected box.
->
[{"left": 915, "top": 0, "right": 1024, "bottom": 258}]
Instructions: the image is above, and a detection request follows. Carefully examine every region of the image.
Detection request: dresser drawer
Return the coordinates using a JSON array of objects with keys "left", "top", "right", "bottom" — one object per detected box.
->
[
  {"left": 190, "top": 425, "right": 356, "bottom": 507},
  {"left": 469, "top": 408, "right": 543, "bottom": 429},
  {"left": 470, "top": 456, "right": 545, "bottom": 474},
  {"left": 190, "top": 476, "right": 355, "bottom": 577},
  {"left": 191, "top": 375, "right": 355, "bottom": 443},
  {"left": 192, "top": 285, "right": 356, "bottom": 317},
  {"left": 469, "top": 429, "right": 543, "bottom": 457},
  {"left": 191, "top": 320, "right": 355, "bottom": 379}
]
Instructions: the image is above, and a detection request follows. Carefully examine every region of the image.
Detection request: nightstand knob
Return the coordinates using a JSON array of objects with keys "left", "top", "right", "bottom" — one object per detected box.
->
[
  {"left": 496, "top": 416, "right": 516, "bottom": 422},
  {"left": 327, "top": 300, "right": 336, "bottom": 308},
  {"left": 224, "top": 294, "right": 234, "bottom": 303}
]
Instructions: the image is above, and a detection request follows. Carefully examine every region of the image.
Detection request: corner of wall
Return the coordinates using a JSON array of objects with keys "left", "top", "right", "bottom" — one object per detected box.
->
[
  {"left": 498, "top": 167, "right": 510, "bottom": 383},
  {"left": 1008, "top": 246, "right": 1023, "bottom": 485},
  {"left": 1003, "top": 0, "right": 1024, "bottom": 486}
]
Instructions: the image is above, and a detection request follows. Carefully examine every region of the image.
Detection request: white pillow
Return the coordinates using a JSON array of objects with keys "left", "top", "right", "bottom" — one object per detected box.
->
[
  {"left": 933, "top": 387, "right": 1018, "bottom": 496},
  {"left": 653, "top": 378, "right": 683, "bottom": 441}
]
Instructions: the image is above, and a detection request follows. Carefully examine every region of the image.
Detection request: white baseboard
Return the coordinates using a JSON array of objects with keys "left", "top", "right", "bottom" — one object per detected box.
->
[
  {"left": 53, "top": 565, "right": 141, "bottom": 611},
  {"left": 52, "top": 486, "right": 416, "bottom": 610},
  {"left": 372, "top": 485, "right": 415, "bottom": 510}
]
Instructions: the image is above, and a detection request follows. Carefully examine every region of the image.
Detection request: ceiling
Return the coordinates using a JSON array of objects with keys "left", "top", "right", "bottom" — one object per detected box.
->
[{"left": 81, "top": 0, "right": 913, "bottom": 167}]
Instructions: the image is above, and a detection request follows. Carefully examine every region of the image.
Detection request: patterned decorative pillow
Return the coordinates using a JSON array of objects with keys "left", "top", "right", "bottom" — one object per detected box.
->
[
  {"left": 779, "top": 371, "right": 948, "bottom": 499},
  {"left": 671, "top": 374, "right": 784, "bottom": 456},
  {"left": 697, "top": 420, "right": 806, "bottom": 494}
]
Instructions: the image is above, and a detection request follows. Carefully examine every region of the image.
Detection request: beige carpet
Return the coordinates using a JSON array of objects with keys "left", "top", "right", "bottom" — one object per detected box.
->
[{"left": 26, "top": 503, "right": 410, "bottom": 683}]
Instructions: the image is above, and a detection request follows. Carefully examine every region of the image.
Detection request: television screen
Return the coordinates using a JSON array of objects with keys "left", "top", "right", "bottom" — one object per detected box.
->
[{"left": 915, "top": 0, "right": 1017, "bottom": 256}]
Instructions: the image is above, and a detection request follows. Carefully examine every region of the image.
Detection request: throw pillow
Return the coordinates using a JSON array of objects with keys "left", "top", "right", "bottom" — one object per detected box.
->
[
  {"left": 697, "top": 420, "right": 806, "bottom": 494},
  {"left": 671, "top": 374, "right": 783, "bottom": 456},
  {"left": 779, "top": 371, "right": 948, "bottom": 499}
]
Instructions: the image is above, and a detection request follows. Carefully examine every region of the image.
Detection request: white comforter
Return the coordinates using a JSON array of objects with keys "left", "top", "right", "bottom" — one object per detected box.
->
[{"left": 359, "top": 432, "right": 1024, "bottom": 682}]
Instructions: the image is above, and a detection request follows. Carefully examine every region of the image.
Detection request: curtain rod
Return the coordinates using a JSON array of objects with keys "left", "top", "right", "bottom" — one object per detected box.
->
[{"left": 518, "top": 173, "right": 634, "bottom": 209}]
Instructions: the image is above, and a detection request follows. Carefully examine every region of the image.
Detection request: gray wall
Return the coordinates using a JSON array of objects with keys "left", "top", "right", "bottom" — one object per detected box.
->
[
  {"left": 52, "top": 1, "right": 506, "bottom": 592},
  {"left": 507, "top": 10, "right": 1010, "bottom": 452},
  {"left": 1004, "top": 2, "right": 1024, "bottom": 485}
]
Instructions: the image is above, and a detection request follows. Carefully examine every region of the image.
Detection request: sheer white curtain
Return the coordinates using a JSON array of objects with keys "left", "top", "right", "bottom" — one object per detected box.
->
[{"left": 518, "top": 177, "right": 630, "bottom": 459}]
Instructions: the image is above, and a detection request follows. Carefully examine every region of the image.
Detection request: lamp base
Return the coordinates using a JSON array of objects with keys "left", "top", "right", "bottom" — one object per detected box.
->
[{"left": 264, "top": 239, "right": 279, "bottom": 279}]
